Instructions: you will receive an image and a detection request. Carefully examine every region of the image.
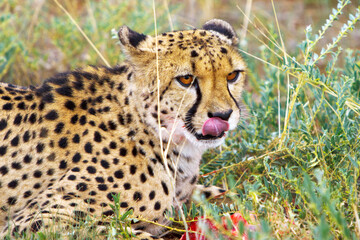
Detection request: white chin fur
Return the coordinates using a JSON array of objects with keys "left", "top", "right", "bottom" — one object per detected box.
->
[{"left": 183, "top": 130, "right": 226, "bottom": 149}]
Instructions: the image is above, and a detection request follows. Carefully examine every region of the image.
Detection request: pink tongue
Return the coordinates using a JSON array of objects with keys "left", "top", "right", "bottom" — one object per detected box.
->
[{"left": 202, "top": 117, "right": 230, "bottom": 137}]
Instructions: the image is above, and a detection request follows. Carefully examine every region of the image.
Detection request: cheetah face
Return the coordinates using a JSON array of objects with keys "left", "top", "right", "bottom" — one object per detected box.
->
[{"left": 119, "top": 19, "right": 246, "bottom": 149}]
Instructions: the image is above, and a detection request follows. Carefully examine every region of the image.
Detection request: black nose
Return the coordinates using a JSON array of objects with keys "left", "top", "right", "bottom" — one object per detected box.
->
[{"left": 208, "top": 109, "right": 233, "bottom": 121}]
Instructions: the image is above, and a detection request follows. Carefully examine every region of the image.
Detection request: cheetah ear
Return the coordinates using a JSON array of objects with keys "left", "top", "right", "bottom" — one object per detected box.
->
[
  {"left": 118, "top": 25, "right": 153, "bottom": 52},
  {"left": 202, "top": 19, "right": 239, "bottom": 46}
]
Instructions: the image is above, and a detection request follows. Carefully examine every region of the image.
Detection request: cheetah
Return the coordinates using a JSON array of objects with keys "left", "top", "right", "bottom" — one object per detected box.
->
[{"left": 0, "top": 19, "right": 246, "bottom": 239}]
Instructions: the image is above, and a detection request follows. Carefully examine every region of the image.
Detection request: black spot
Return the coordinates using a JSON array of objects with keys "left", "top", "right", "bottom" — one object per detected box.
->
[
  {"left": 98, "top": 184, "right": 108, "bottom": 191},
  {"left": 114, "top": 170, "right": 124, "bottom": 179},
  {"left": 36, "top": 143, "right": 45, "bottom": 153},
  {"left": 23, "top": 130, "right": 30, "bottom": 142},
  {"left": 220, "top": 47, "right": 228, "bottom": 54},
  {"left": 132, "top": 146, "right": 138, "bottom": 157},
  {"left": 0, "top": 165, "right": 8, "bottom": 175},
  {"left": 17, "top": 102, "right": 26, "bottom": 110},
  {"left": 29, "top": 113, "right": 37, "bottom": 124},
  {"left": 30, "top": 220, "right": 43, "bottom": 232},
  {"left": 108, "top": 121, "right": 117, "bottom": 130},
  {"left": 11, "top": 162, "right": 22, "bottom": 170},
  {"left": 73, "top": 210, "right": 88, "bottom": 219},
  {"left": 48, "top": 74, "right": 69, "bottom": 85},
  {"left": 147, "top": 165, "right": 154, "bottom": 176},
  {"left": 42, "top": 93, "right": 54, "bottom": 103},
  {"left": 65, "top": 100, "right": 76, "bottom": 110},
  {"left": 119, "top": 148, "right": 127, "bottom": 156},
  {"left": 7, "top": 196, "right": 17, "bottom": 205},
  {"left": 54, "top": 122, "right": 64, "bottom": 133},
  {"left": 117, "top": 82, "right": 124, "bottom": 91},
  {"left": 161, "top": 181, "right": 169, "bottom": 195},
  {"left": 133, "top": 192, "right": 142, "bottom": 201},
  {"left": 68, "top": 175, "right": 76, "bottom": 180},
  {"left": 130, "top": 165, "right": 137, "bottom": 175},
  {"left": 0, "top": 146, "right": 7, "bottom": 156},
  {"left": 85, "top": 81, "right": 96, "bottom": 93},
  {"left": 72, "top": 134, "right": 80, "bottom": 143},
  {"left": 190, "top": 175, "right": 197, "bottom": 184},
  {"left": 149, "top": 191, "right": 155, "bottom": 200},
  {"left": 154, "top": 201, "right": 161, "bottom": 210},
  {"left": 100, "top": 160, "right": 109, "bottom": 169},
  {"left": 11, "top": 136, "right": 19, "bottom": 146},
  {"left": 107, "top": 192, "right": 116, "bottom": 202},
  {"left": 13, "top": 113, "right": 22, "bottom": 125},
  {"left": 109, "top": 141, "right": 117, "bottom": 149},
  {"left": 40, "top": 127, "right": 48, "bottom": 138},
  {"left": 2, "top": 96, "right": 10, "bottom": 100},
  {"left": 45, "top": 110, "right": 59, "bottom": 120},
  {"left": 56, "top": 86, "right": 73, "bottom": 97},
  {"left": 139, "top": 206, "right": 146, "bottom": 212},
  {"left": 102, "top": 210, "right": 114, "bottom": 217},
  {"left": 79, "top": 115, "right": 87, "bottom": 125},
  {"left": 72, "top": 153, "right": 81, "bottom": 163},
  {"left": 70, "top": 114, "right": 78, "bottom": 124},
  {"left": 38, "top": 101, "right": 45, "bottom": 111},
  {"left": 123, "top": 183, "right": 131, "bottom": 190},
  {"left": 95, "top": 177, "right": 105, "bottom": 183},
  {"left": 25, "top": 94, "right": 33, "bottom": 101},
  {"left": 120, "top": 202, "right": 128, "bottom": 208},
  {"left": 89, "top": 191, "right": 97, "bottom": 196},
  {"left": 191, "top": 50, "right": 199, "bottom": 57},
  {"left": 126, "top": 113, "right": 132, "bottom": 123},
  {"left": 88, "top": 108, "right": 96, "bottom": 115},
  {"left": 118, "top": 114, "right": 125, "bottom": 125},
  {"left": 3, "top": 103, "right": 13, "bottom": 110},
  {"left": 0, "top": 119, "right": 7, "bottom": 131},
  {"left": 87, "top": 166, "right": 96, "bottom": 174},
  {"left": 24, "top": 191, "right": 32, "bottom": 198},
  {"left": 47, "top": 169, "right": 55, "bottom": 175},
  {"left": 33, "top": 170, "right": 42, "bottom": 178},
  {"left": 76, "top": 182, "right": 88, "bottom": 191},
  {"left": 59, "top": 160, "right": 67, "bottom": 169},
  {"left": 98, "top": 122, "right": 108, "bottom": 131},
  {"left": 80, "top": 100, "right": 88, "bottom": 110},
  {"left": 24, "top": 155, "right": 32, "bottom": 163},
  {"left": 84, "top": 142, "right": 92, "bottom": 153},
  {"left": 8, "top": 179, "right": 18, "bottom": 189},
  {"left": 58, "top": 137, "right": 68, "bottom": 148},
  {"left": 94, "top": 131, "right": 102, "bottom": 142},
  {"left": 140, "top": 173, "right": 147, "bottom": 183}
]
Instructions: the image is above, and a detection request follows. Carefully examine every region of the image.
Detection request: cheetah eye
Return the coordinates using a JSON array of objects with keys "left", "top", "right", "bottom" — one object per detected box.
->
[
  {"left": 226, "top": 70, "right": 242, "bottom": 83},
  {"left": 176, "top": 75, "right": 194, "bottom": 87}
]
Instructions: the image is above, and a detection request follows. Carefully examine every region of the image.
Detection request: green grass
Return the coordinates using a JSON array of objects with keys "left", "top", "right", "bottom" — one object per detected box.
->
[{"left": 1, "top": 0, "right": 360, "bottom": 239}]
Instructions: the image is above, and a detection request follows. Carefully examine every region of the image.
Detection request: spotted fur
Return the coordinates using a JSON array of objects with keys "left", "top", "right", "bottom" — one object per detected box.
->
[{"left": 0, "top": 19, "right": 246, "bottom": 239}]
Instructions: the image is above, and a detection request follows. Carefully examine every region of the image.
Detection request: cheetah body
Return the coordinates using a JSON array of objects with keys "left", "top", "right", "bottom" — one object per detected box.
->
[{"left": 0, "top": 19, "right": 246, "bottom": 238}]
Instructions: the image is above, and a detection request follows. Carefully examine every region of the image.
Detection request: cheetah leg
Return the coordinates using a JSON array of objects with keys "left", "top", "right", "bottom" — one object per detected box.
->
[
  {"left": 194, "top": 185, "right": 227, "bottom": 199},
  {"left": 0, "top": 190, "right": 84, "bottom": 238},
  {"left": 132, "top": 228, "right": 163, "bottom": 239}
]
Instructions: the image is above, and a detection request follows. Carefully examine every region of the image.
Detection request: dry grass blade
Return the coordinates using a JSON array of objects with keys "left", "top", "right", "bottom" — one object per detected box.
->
[{"left": 270, "top": 0, "right": 290, "bottom": 148}]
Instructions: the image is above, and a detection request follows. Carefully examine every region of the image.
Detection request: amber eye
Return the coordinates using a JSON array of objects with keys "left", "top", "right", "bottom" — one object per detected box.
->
[
  {"left": 176, "top": 75, "right": 194, "bottom": 87},
  {"left": 226, "top": 70, "right": 241, "bottom": 83}
]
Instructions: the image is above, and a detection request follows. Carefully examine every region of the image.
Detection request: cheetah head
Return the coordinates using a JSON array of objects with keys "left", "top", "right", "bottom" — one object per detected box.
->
[{"left": 118, "top": 19, "right": 246, "bottom": 149}]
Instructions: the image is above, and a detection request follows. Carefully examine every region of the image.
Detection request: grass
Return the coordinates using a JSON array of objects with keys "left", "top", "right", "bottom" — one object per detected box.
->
[{"left": 1, "top": 0, "right": 360, "bottom": 239}]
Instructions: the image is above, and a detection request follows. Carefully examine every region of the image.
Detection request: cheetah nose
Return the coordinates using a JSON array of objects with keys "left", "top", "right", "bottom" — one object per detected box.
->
[
  {"left": 207, "top": 109, "right": 233, "bottom": 121},
  {"left": 202, "top": 117, "right": 229, "bottom": 137}
]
